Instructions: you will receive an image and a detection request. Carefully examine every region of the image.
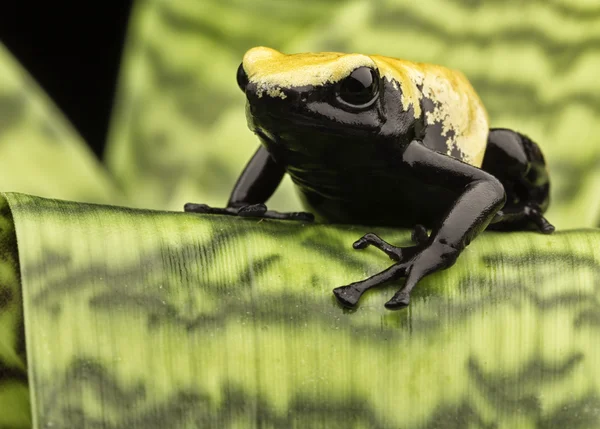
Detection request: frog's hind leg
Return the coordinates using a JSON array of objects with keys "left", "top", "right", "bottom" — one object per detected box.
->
[{"left": 481, "top": 128, "right": 555, "bottom": 233}]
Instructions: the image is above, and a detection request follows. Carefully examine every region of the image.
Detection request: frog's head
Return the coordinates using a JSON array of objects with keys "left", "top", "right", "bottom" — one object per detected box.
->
[{"left": 237, "top": 47, "right": 399, "bottom": 149}]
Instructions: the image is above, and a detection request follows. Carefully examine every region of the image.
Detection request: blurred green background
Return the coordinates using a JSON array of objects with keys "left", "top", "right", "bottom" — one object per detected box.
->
[{"left": 1, "top": 0, "right": 600, "bottom": 227}]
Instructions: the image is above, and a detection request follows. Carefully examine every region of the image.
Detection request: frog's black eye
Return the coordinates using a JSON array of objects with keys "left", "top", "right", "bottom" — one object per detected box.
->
[
  {"left": 337, "top": 66, "right": 379, "bottom": 107},
  {"left": 237, "top": 63, "right": 249, "bottom": 92}
]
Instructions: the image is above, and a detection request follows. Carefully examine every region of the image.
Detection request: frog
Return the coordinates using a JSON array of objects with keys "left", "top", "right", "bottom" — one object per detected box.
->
[{"left": 185, "top": 46, "right": 555, "bottom": 310}]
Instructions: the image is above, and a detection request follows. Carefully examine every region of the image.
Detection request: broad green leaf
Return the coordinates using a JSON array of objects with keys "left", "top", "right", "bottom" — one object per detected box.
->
[
  {"left": 3, "top": 192, "right": 600, "bottom": 428},
  {"left": 0, "top": 197, "right": 29, "bottom": 429},
  {"left": 0, "top": 44, "right": 123, "bottom": 205},
  {"left": 106, "top": 0, "right": 600, "bottom": 229}
]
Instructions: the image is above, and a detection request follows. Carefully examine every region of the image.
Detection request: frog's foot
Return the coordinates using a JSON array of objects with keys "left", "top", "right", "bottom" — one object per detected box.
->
[
  {"left": 351, "top": 225, "right": 429, "bottom": 261},
  {"left": 333, "top": 265, "right": 403, "bottom": 308},
  {"left": 184, "top": 202, "right": 314, "bottom": 222},
  {"left": 492, "top": 202, "right": 554, "bottom": 234},
  {"left": 411, "top": 224, "right": 429, "bottom": 245},
  {"left": 523, "top": 204, "right": 554, "bottom": 234},
  {"left": 334, "top": 231, "right": 457, "bottom": 310}
]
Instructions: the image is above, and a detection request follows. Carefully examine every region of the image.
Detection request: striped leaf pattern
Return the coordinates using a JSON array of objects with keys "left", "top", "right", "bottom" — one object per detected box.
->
[{"left": 6, "top": 192, "right": 600, "bottom": 428}]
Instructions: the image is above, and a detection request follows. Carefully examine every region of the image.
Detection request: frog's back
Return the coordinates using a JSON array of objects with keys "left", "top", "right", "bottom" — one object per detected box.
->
[{"left": 372, "top": 55, "right": 489, "bottom": 167}]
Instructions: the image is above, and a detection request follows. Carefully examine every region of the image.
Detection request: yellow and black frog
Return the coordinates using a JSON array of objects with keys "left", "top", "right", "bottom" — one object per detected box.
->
[{"left": 186, "top": 47, "right": 554, "bottom": 310}]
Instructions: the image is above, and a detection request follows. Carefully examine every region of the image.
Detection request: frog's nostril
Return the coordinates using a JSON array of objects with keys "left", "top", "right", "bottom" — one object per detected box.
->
[{"left": 236, "top": 63, "right": 249, "bottom": 92}]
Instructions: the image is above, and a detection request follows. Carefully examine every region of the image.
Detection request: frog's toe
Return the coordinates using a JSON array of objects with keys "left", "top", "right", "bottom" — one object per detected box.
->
[
  {"left": 287, "top": 211, "right": 315, "bottom": 222},
  {"left": 490, "top": 202, "right": 555, "bottom": 235},
  {"left": 261, "top": 209, "right": 315, "bottom": 221},
  {"left": 535, "top": 218, "right": 555, "bottom": 234},
  {"left": 523, "top": 203, "right": 555, "bottom": 234},
  {"left": 384, "top": 290, "right": 411, "bottom": 310},
  {"left": 524, "top": 205, "right": 555, "bottom": 234},
  {"left": 184, "top": 203, "right": 211, "bottom": 212},
  {"left": 184, "top": 203, "right": 236, "bottom": 216},
  {"left": 238, "top": 203, "right": 267, "bottom": 217},
  {"left": 540, "top": 222, "right": 555, "bottom": 234},
  {"left": 353, "top": 233, "right": 385, "bottom": 249},
  {"left": 332, "top": 285, "right": 361, "bottom": 308},
  {"left": 352, "top": 233, "right": 403, "bottom": 261},
  {"left": 411, "top": 224, "right": 429, "bottom": 245}
]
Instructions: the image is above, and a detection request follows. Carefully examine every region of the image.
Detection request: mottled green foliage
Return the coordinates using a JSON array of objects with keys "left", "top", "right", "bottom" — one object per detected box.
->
[
  {"left": 4, "top": 192, "right": 600, "bottom": 428},
  {"left": 106, "top": 0, "right": 600, "bottom": 229}
]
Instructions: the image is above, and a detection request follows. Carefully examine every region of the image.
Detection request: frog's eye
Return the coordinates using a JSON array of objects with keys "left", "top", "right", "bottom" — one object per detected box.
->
[
  {"left": 337, "top": 66, "right": 379, "bottom": 107},
  {"left": 237, "top": 63, "right": 249, "bottom": 92}
]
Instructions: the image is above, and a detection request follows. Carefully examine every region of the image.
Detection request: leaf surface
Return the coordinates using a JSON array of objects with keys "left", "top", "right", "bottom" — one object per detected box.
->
[{"left": 2, "top": 192, "right": 599, "bottom": 428}]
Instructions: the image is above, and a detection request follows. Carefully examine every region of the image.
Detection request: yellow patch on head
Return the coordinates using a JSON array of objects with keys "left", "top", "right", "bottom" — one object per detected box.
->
[
  {"left": 242, "top": 46, "right": 376, "bottom": 97},
  {"left": 371, "top": 56, "right": 425, "bottom": 119},
  {"left": 372, "top": 56, "right": 489, "bottom": 167},
  {"left": 241, "top": 47, "right": 489, "bottom": 167}
]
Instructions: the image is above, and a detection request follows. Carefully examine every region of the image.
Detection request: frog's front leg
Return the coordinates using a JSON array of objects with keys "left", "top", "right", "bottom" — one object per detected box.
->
[
  {"left": 333, "top": 141, "right": 507, "bottom": 310},
  {"left": 185, "top": 145, "right": 314, "bottom": 222}
]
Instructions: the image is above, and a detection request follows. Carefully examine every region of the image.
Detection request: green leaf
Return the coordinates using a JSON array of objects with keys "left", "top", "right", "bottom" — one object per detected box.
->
[
  {"left": 4, "top": 192, "right": 600, "bottom": 428},
  {"left": 0, "top": 196, "right": 28, "bottom": 429},
  {"left": 106, "top": 0, "right": 600, "bottom": 228},
  {"left": 0, "top": 44, "right": 123, "bottom": 205}
]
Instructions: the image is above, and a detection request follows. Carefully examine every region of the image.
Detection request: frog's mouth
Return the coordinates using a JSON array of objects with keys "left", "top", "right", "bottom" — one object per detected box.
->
[
  {"left": 247, "top": 102, "right": 354, "bottom": 146},
  {"left": 241, "top": 75, "right": 386, "bottom": 145},
  {"left": 244, "top": 90, "right": 328, "bottom": 136}
]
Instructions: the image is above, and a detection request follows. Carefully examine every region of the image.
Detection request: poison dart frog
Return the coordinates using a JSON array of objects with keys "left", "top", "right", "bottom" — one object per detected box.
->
[{"left": 185, "top": 47, "right": 555, "bottom": 310}]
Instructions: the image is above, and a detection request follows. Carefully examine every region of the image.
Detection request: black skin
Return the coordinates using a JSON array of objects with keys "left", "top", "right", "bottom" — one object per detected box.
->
[{"left": 185, "top": 63, "right": 554, "bottom": 310}]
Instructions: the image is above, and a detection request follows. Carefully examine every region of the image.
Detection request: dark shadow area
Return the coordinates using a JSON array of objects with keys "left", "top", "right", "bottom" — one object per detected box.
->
[{"left": 0, "top": 2, "right": 134, "bottom": 159}]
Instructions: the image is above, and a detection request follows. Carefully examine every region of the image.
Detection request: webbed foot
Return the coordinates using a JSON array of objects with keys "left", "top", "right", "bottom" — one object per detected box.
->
[
  {"left": 184, "top": 203, "right": 314, "bottom": 222},
  {"left": 333, "top": 226, "right": 458, "bottom": 310}
]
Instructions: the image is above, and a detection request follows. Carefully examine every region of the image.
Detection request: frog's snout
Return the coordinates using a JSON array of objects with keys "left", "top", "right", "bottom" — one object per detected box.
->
[{"left": 236, "top": 63, "right": 249, "bottom": 93}]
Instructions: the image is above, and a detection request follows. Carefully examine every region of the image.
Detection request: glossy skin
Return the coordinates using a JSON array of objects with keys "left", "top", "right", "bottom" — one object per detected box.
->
[{"left": 185, "top": 47, "right": 554, "bottom": 310}]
